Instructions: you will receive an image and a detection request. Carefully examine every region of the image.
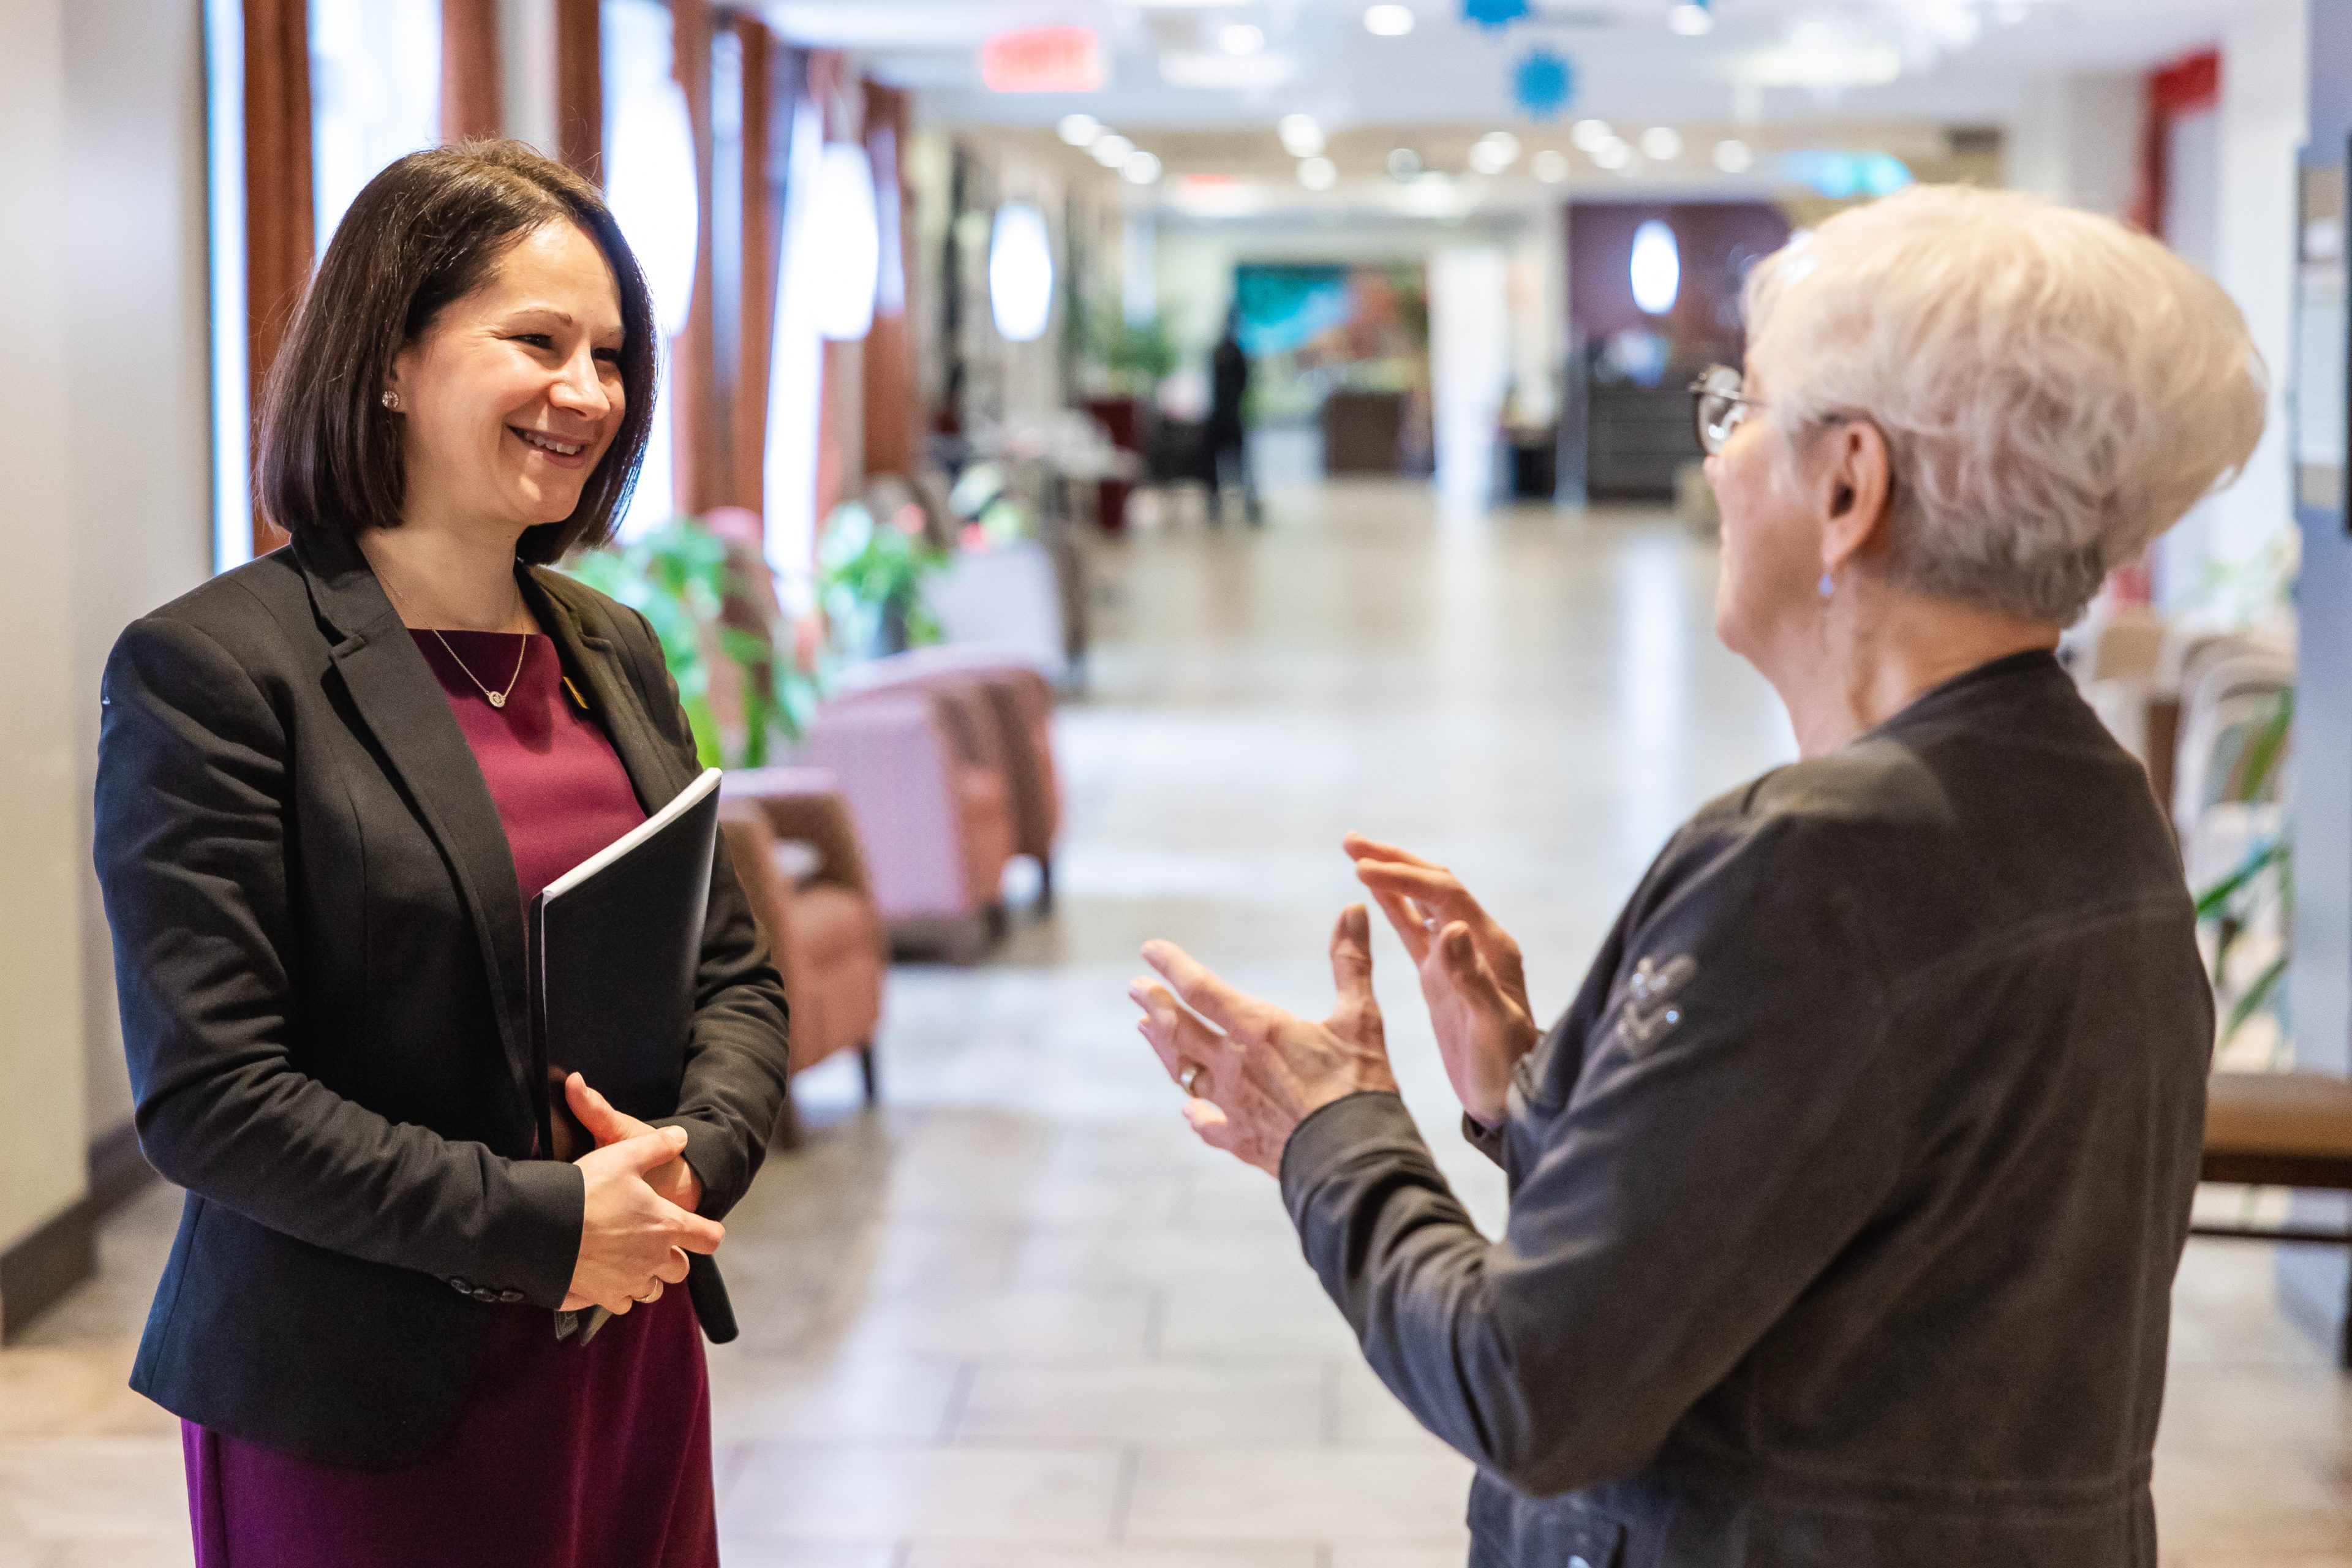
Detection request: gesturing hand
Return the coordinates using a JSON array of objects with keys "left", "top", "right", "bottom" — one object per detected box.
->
[
  {"left": 561, "top": 1125, "right": 723, "bottom": 1316},
  {"left": 1346, "top": 834, "right": 1539, "bottom": 1126},
  {"left": 565, "top": 1072, "right": 704, "bottom": 1215},
  {"left": 1129, "top": 905, "right": 1400, "bottom": 1175}
]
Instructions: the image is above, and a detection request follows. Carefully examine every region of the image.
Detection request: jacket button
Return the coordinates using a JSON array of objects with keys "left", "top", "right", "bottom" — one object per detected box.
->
[
  {"left": 448, "top": 1277, "right": 473, "bottom": 1294},
  {"left": 497, "top": 1289, "right": 526, "bottom": 1305},
  {"left": 472, "top": 1287, "right": 499, "bottom": 1303}
]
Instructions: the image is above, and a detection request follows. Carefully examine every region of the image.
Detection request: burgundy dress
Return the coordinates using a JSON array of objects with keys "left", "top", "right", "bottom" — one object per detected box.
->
[{"left": 182, "top": 630, "right": 721, "bottom": 1568}]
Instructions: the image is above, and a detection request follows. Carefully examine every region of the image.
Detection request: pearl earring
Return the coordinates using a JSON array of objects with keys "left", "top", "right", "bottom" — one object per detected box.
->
[
  {"left": 380, "top": 389, "right": 400, "bottom": 410},
  {"left": 1818, "top": 571, "right": 1835, "bottom": 599}
]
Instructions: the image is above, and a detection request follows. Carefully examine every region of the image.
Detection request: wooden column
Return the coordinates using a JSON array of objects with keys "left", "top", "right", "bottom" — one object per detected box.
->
[
  {"left": 861, "top": 83, "right": 921, "bottom": 480},
  {"left": 244, "top": 0, "right": 312, "bottom": 552},
  {"left": 669, "top": 0, "right": 722, "bottom": 518},
  {"left": 729, "top": 18, "right": 780, "bottom": 513},
  {"left": 440, "top": 0, "right": 502, "bottom": 144},
  {"left": 554, "top": 0, "right": 601, "bottom": 181}
]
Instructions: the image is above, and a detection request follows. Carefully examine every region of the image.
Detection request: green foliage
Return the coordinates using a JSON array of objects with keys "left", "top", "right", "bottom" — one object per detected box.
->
[
  {"left": 2193, "top": 689, "right": 2295, "bottom": 1049},
  {"left": 818, "top": 501, "right": 948, "bottom": 659},
  {"left": 1082, "top": 302, "right": 1178, "bottom": 390},
  {"left": 566, "top": 518, "right": 816, "bottom": 771}
]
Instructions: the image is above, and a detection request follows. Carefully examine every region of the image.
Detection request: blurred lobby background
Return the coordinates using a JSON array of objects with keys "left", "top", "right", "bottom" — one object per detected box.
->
[{"left": 6, "top": 0, "right": 2352, "bottom": 1562}]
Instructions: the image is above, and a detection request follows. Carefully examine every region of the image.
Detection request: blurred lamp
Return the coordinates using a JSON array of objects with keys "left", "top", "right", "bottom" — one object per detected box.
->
[
  {"left": 1640, "top": 126, "right": 1682, "bottom": 160},
  {"left": 1570, "top": 117, "right": 1611, "bottom": 151},
  {"left": 1387, "top": 146, "right": 1422, "bottom": 179},
  {"left": 810, "top": 143, "right": 879, "bottom": 341},
  {"left": 1530, "top": 148, "right": 1569, "bottom": 183},
  {"left": 1468, "top": 130, "right": 1521, "bottom": 174},
  {"left": 1219, "top": 22, "right": 1265, "bottom": 54},
  {"left": 1630, "top": 219, "right": 1681, "bottom": 315},
  {"left": 1668, "top": 2, "right": 1713, "bottom": 34},
  {"left": 1091, "top": 133, "right": 1134, "bottom": 166},
  {"left": 1278, "top": 113, "right": 1325, "bottom": 156},
  {"left": 1298, "top": 155, "right": 1338, "bottom": 190},
  {"left": 1057, "top": 113, "right": 1101, "bottom": 146},
  {"left": 1712, "top": 138, "right": 1754, "bottom": 173},
  {"left": 1363, "top": 4, "right": 1415, "bottom": 36},
  {"left": 1123, "top": 149, "right": 1163, "bottom": 184},
  {"left": 989, "top": 202, "right": 1055, "bottom": 342}
]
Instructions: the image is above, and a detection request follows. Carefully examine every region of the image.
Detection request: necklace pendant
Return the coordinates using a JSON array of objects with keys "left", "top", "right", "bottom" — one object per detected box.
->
[{"left": 488, "top": 691, "right": 507, "bottom": 709}]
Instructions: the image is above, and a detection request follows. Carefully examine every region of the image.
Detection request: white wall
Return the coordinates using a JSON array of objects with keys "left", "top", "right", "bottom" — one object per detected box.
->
[
  {"left": 61, "top": 0, "right": 217, "bottom": 1144},
  {"left": 0, "top": 0, "right": 94, "bottom": 1270},
  {"left": 2005, "top": 69, "right": 2142, "bottom": 219}
]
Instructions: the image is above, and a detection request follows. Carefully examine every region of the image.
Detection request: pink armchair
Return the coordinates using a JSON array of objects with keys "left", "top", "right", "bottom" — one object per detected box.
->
[
  {"left": 805, "top": 692, "right": 1016, "bottom": 961},
  {"left": 832, "top": 647, "right": 1063, "bottom": 907}
]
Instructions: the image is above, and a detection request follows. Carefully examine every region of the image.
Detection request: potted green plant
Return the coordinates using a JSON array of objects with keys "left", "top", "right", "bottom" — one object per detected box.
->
[
  {"left": 2195, "top": 688, "right": 2294, "bottom": 1054},
  {"left": 817, "top": 500, "right": 948, "bottom": 662}
]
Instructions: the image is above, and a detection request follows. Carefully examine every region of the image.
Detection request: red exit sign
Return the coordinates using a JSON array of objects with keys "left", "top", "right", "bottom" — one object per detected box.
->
[{"left": 980, "top": 26, "right": 1103, "bottom": 92}]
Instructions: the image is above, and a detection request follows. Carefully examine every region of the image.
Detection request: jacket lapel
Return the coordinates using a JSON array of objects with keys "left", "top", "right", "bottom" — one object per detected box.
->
[
  {"left": 521, "top": 567, "right": 694, "bottom": 812},
  {"left": 292, "top": 532, "right": 536, "bottom": 1106}
]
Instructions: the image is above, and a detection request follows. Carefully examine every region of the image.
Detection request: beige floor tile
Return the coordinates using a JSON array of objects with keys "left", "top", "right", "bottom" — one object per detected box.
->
[
  {"left": 1158, "top": 1272, "right": 1363, "bottom": 1360},
  {"left": 820, "top": 1285, "right": 1158, "bottom": 1363},
  {"left": 956, "top": 1359, "right": 1324, "bottom": 1446},
  {"left": 0, "top": 1436, "right": 187, "bottom": 1538},
  {"left": 907, "top": 1551, "right": 1316, "bottom": 1568},
  {"left": 719, "top": 1442, "right": 1122, "bottom": 1545},
  {"left": 1330, "top": 1360, "right": 1449, "bottom": 1452},
  {"left": 2155, "top": 1447, "right": 2352, "bottom": 1556},
  {"left": 1329, "top": 1550, "right": 1474, "bottom": 1568},
  {"left": 1126, "top": 1447, "right": 1476, "bottom": 1545},
  {"left": 712, "top": 1545, "right": 900, "bottom": 1568},
  {"left": 703, "top": 1349, "right": 965, "bottom": 1443}
]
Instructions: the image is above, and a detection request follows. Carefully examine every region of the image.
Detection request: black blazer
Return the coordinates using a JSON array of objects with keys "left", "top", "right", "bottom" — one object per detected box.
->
[{"left": 92, "top": 529, "right": 791, "bottom": 1470}]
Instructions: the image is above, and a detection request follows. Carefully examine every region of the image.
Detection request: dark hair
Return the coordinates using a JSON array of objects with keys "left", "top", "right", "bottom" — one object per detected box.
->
[{"left": 255, "top": 140, "right": 657, "bottom": 564}]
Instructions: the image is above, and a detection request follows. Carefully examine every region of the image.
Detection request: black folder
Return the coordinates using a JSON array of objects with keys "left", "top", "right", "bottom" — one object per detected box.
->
[{"left": 529, "top": 766, "right": 734, "bottom": 1343}]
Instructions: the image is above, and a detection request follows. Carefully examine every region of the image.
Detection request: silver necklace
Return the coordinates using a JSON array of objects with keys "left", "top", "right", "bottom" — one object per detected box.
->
[{"left": 380, "top": 571, "right": 532, "bottom": 710}]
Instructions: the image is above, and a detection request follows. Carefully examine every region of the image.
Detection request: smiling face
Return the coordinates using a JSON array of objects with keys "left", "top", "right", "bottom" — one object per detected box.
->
[{"left": 386, "top": 220, "right": 627, "bottom": 541}]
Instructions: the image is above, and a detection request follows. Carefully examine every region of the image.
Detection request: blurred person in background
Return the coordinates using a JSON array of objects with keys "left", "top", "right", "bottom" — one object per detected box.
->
[
  {"left": 94, "top": 143, "right": 790, "bottom": 1568},
  {"left": 1130, "top": 186, "right": 2265, "bottom": 1568},
  {"left": 1208, "top": 308, "right": 1262, "bottom": 526}
]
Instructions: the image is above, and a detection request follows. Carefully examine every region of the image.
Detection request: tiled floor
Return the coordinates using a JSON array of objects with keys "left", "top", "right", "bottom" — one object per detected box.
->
[{"left": 6, "top": 480, "right": 2351, "bottom": 1566}]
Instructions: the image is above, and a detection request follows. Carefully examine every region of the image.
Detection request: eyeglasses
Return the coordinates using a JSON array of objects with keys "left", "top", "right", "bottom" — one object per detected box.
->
[{"left": 1689, "top": 364, "right": 1762, "bottom": 456}]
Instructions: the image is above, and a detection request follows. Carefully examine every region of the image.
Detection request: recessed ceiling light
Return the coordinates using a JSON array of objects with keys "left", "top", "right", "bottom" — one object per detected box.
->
[
  {"left": 1363, "top": 4, "right": 1415, "bottom": 37},
  {"left": 1712, "top": 138, "right": 1754, "bottom": 173},
  {"left": 1279, "top": 113, "right": 1325, "bottom": 156},
  {"left": 1387, "top": 146, "right": 1422, "bottom": 179},
  {"left": 1640, "top": 127, "right": 1683, "bottom": 160},
  {"left": 1091, "top": 133, "right": 1134, "bottom": 166},
  {"left": 1298, "top": 155, "right": 1338, "bottom": 190},
  {"left": 1570, "top": 118, "right": 1613, "bottom": 152},
  {"left": 1667, "top": 3, "right": 1713, "bottom": 36},
  {"left": 1591, "top": 140, "right": 1630, "bottom": 170},
  {"left": 1220, "top": 22, "right": 1265, "bottom": 55},
  {"left": 1057, "top": 114, "right": 1101, "bottom": 147},
  {"left": 1531, "top": 148, "right": 1569, "bottom": 183},
  {"left": 1468, "top": 130, "right": 1521, "bottom": 175},
  {"left": 1123, "top": 149, "right": 1163, "bottom": 184}
]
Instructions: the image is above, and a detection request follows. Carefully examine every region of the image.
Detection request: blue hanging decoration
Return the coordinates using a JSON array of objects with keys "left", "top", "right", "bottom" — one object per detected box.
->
[
  {"left": 1513, "top": 48, "right": 1575, "bottom": 119},
  {"left": 1462, "top": 0, "right": 1531, "bottom": 28}
]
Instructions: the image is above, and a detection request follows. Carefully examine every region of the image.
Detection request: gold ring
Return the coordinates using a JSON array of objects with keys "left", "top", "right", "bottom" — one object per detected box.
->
[{"left": 1178, "top": 1063, "right": 1205, "bottom": 1098}]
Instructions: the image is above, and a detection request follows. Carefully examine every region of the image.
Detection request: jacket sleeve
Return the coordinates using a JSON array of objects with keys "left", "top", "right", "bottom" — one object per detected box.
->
[
  {"left": 1278, "top": 821, "right": 1904, "bottom": 1499},
  {"left": 615, "top": 605, "right": 793, "bottom": 1220},
  {"left": 95, "top": 614, "right": 585, "bottom": 1306}
]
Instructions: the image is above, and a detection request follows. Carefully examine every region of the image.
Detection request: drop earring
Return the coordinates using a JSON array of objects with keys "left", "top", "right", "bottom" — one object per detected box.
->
[{"left": 1818, "top": 570, "right": 1835, "bottom": 599}]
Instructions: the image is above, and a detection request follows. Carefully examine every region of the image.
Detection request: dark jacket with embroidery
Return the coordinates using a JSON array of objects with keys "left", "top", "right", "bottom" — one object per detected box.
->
[{"left": 1280, "top": 651, "right": 2210, "bottom": 1568}]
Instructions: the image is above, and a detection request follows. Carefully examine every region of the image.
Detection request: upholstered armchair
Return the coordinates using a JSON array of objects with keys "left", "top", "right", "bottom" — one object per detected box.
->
[{"left": 716, "top": 771, "right": 887, "bottom": 1134}]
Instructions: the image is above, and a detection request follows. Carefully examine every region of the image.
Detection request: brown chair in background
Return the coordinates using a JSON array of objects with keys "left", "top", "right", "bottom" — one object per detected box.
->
[
  {"left": 2197, "top": 1071, "right": 2352, "bottom": 1364},
  {"left": 717, "top": 771, "right": 888, "bottom": 1140}
]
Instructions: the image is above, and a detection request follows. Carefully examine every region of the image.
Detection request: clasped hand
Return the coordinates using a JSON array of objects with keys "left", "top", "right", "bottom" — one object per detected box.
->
[
  {"left": 1129, "top": 835, "right": 1539, "bottom": 1174},
  {"left": 559, "top": 1072, "right": 721, "bottom": 1315}
]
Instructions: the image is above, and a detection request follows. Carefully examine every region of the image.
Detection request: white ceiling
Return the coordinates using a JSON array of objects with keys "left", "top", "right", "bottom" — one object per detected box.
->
[{"left": 759, "top": 0, "right": 2240, "bottom": 130}]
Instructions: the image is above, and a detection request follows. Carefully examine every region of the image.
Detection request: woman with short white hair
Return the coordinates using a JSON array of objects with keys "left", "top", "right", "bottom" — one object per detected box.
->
[{"left": 1128, "top": 184, "right": 2264, "bottom": 1568}]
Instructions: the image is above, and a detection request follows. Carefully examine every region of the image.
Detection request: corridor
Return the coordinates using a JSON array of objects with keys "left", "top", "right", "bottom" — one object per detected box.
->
[{"left": 5, "top": 482, "right": 2350, "bottom": 1566}]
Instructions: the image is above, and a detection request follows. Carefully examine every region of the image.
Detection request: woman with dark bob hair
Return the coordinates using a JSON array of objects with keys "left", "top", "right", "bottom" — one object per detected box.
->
[{"left": 92, "top": 141, "right": 789, "bottom": 1565}]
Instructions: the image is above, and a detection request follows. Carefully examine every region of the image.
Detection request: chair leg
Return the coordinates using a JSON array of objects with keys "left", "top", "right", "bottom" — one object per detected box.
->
[{"left": 859, "top": 1041, "right": 879, "bottom": 1105}]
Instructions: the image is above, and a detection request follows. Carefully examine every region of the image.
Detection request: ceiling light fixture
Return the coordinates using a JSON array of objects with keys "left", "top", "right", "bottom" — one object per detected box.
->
[
  {"left": 1278, "top": 113, "right": 1325, "bottom": 156},
  {"left": 1220, "top": 21, "right": 1265, "bottom": 55},
  {"left": 1530, "top": 148, "right": 1569, "bottom": 183},
  {"left": 1667, "top": 2, "right": 1713, "bottom": 36},
  {"left": 1712, "top": 138, "right": 1753, "bottom": 173},
  {"left": 1123, "top": 149, "right": 1163, "bottom": 184},
  {"left": 1057, "top": 113, "right": 1101, "bottom": 147},
  {"left": 1298, "top": 155, "right": 1338, "bottom": 190},
  {"left": 1468, "top": 130, "right": 1521, "bottom": 174},
  {"left": 1363, "top": 4, "right": 1415, "bottom": 37},
  {"left": 1570, "top": 118, "right": 1612, "bottom": 151},
  {"left": 1591, "top": 140, "right": 1630, "bottom": 171},
  {"left": 1387, "top": 146, "right": 1422, "bottom": 180},
  {"left": 1091, "top": 132, "right": 1134, "bottom": 166},
  {"left": 1640, "top": 126, "right": 1682, "bottom": 160}
]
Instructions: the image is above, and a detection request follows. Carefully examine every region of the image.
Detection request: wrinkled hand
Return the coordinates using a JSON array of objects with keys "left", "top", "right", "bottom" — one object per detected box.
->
[
  {"left": 565, "top": 1072, "right": 704, "bottom": 1215},
  {"left": 1129, "top": 905, "right": 1400, "bottom": 1175},
  {"left": 1346, "top": 834, "right": 1538, "bottom": 1126},
  {"left": 561, "top": 1125, "right": 720, "bottom": 1315}
]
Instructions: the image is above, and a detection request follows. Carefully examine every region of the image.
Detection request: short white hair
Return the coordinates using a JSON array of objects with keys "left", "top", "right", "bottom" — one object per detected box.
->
[{"left": 1744, "top": 184, "right": 2266, "bottom": 625}]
